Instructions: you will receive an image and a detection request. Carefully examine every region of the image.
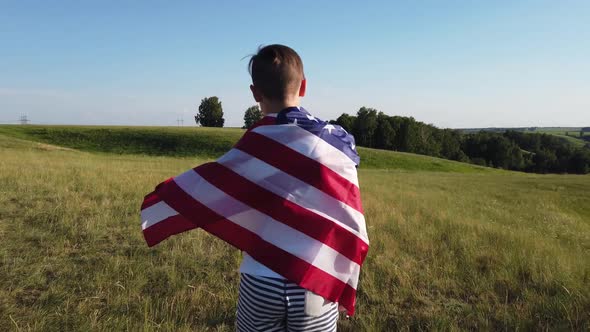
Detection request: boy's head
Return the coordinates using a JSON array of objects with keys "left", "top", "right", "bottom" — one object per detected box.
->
[{"left": 248, "top": 44, "right": 306, "bottom": 106}]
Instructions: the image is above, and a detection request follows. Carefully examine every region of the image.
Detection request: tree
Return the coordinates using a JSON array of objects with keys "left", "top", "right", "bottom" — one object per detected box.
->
[
  {"left": 374, "top": 112, "right": 395, "bottom": 150},
  {"left": 243, "top": 105, "right": 263, "bottom": 129},
  {"left": 462, "top": 132, "right": 523, "bottom": 170},
  {"left": 414, "top": 123, "right": 442, "bottom": 157},
  {"left": 568, "top": 149, "right": 590, "bottom": 174},
  {"left": 507, "top": 145, "right": 525, "bottom": 170},
  {"left": 335, "top": 113, "right": 356, "bottom": 133},
  {"left": 353, "top": 107, "right": 378, "bottom": 147},
  {"left": 532, "top": 149, "right": 557, "bottom": 173},
  {"left": 395, "top": 116, "right": 420, "bottom": 152},
  {"left": 195, "top": 97, "right": 224, "bottom": 127},
  {"left": 439, "top": 129, "right": 464, "bottom": 161}
]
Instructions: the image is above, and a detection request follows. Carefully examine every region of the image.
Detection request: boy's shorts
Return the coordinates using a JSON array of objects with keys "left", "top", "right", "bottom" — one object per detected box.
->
[{"left": 236, "top": 273, "right": 339, "bottom": 332}]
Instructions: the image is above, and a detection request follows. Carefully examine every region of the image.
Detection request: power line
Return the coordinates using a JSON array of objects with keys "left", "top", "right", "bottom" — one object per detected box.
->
[{"left": 19, "top": 114, "right": 30, "bottom": 125}]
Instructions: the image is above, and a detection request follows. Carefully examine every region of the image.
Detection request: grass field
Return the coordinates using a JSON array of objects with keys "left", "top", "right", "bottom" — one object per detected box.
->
[
  {"left": 532, "top": 129, "right": 589, "bottom": 148},
  {"left": 1, "top": 127, "right": 589, "bottom": 331},
  {"left": 533, "top": 128, "right": 589, "bottom": 137},
  {"left": 459, "top": 127, "right": 590, "bottom": 148},
  {"left": 0, "top": 125, "right": 490, "bottom": 173},
  {"left": 552, "top": 135, "right": 588, "bottom": 148}
]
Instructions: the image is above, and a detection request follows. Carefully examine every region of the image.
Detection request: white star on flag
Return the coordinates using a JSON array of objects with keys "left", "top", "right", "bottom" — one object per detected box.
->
[{"left": 323, "top": 124, "right": 335, "bottom": 134}]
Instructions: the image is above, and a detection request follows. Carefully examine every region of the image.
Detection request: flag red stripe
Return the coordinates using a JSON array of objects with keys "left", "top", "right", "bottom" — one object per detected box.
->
[
  {"left": 148, "top": 178, "right": 357, "bottom": 314},
  {"left": 143, "top": 213, "right": 197, "bottom": 247},
  {"left": 339, "top": 283, "right": 356, "bottom": 315},
  {"left": 204, "top": 213, "right": 358, "bottom": 315},
  {"left": 195, "top": 163, "right": 368, "bottom": 264},
  {"left": 141, "top": 191, "right": 161, "bottom": 210},
  {"left": 156, "top": 175, "right": 225, "bottom": 228},
  {"left": 246, "top": 116, "right": 276, "bottom": 132},
  {"left": 141, "top": 177, "right": 177, "bottom": 210},
  {"left": 235, "top": 131, "right": 363, "bottom": 213}
]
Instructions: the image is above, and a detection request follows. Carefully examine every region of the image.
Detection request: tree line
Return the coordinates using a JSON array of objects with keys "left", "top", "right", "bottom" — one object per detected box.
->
[
  {"left": 332, "top": 107, "right": 590, "bottom": 174},
  {"left": 194, "top": 97, "right": 590, "bottom": 174}
]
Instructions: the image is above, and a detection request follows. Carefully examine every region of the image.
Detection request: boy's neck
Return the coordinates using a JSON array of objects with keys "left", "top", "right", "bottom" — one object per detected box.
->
[{"left": 261, "top": 98, "right": 300, "bottom": 115}]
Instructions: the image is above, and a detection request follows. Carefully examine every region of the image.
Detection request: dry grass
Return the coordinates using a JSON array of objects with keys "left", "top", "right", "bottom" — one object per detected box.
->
[{"left": 0, "top": 134, "right": 589, "bottom": 331}]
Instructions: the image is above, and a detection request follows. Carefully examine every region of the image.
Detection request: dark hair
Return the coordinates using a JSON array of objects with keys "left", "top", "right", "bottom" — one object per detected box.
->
[{"left": 248, "top": 44, "right": 305, "bottom": 101}]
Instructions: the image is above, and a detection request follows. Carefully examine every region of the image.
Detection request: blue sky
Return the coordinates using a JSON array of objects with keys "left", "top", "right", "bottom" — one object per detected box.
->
[{"left": 1, "top": 0, "right": 589, "bottom": 128}]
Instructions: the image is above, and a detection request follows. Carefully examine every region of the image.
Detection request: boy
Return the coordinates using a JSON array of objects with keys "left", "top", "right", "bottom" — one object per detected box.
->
[
  {"left": 140, "top": 44, "right": 367, "bottom": 332},
  {"left": 237, "top": 45, "right": 339, "bottom": 331}
]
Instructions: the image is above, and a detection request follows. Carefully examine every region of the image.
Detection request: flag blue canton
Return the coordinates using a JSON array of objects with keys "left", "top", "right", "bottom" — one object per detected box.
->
[{"left": 276, "top": 107, "right": 360, "bottom": 166}]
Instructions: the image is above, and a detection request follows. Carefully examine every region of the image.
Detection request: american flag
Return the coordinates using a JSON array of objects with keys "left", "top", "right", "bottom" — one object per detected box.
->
[{"left": 140, "top": 107, "right": 369, "bottom": 315}]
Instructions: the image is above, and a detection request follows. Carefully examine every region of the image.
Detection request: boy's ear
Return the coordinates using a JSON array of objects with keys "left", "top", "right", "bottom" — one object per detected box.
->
[
  {"left": 299, "top": 79, "right": 306, "bottom": 97},
  {"left": 250, "top": 84, "right": 263, "bottom": 102}
]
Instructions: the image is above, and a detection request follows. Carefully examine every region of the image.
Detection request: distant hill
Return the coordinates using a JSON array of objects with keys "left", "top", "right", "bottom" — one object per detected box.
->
[
  {"left": 0, "top": 125, "right": 490, "bottom": 173},
  {"left": 458, "top": 127, "right": 590, "bottom": 148},
  {"left": 457, "top": 127, "right": 584, "bottom": 134}
]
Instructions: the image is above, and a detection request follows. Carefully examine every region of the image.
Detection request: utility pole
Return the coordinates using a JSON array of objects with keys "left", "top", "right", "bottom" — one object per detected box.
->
[
  {"left": 19, "top": 114, "right": 30, "bottom": 125},
  {"left": 177, "top": 117, "right": 184, "bottom": 126}
]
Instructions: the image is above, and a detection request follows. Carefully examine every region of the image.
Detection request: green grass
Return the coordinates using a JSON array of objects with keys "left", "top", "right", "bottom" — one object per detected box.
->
[
  {"left": 531, "top": 129, "right": 589, "bottom": 148},
  {"left": 0, "top": 125, "right": 245, "bottom": 158},
  {"left": 533, "top": 128, "right": 587, "bottom": 135},
  {"left": 358, "top": 147, "right": 490, "bottom": 173},
  {"left": 1, "top": 129, "right": 589, "bottom": 331},
  {"left": 551, "top": 134, "right": 588, "bottom": 148},
  {"left": 460, "top": 127, "right": 590, "bottom": 148},
  {"left": 0, "top": 125, "right": 490, "bottom": 172}
]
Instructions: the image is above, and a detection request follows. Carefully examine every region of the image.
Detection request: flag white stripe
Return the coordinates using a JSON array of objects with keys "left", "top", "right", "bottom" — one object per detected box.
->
[
  {"left": 141, "top": 201, "right": 178, "bottom": 230},
  {"left": 217, "top": 148, "right": 369, "bottom": 243},
  {"left": 173, "top": 169, "right": 360, "bottom": 288},
  {"left": 251, "top": 125, "right": 359, "bottom": 187}
]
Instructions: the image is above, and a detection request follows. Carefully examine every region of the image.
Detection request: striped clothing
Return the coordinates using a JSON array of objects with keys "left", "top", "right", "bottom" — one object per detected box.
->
[{"left": 237, "top": 274, "right": 339, "bottom": 332}]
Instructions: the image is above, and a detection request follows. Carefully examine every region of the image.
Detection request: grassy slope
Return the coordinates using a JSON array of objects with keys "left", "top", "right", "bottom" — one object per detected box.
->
[
  {"left": 0, "top": 125, "right": 489, "bottom": 173},
  {"left": 533, "top": 130, "right": 589, "bottom": 148},
  {"left": 0, "top": 125, "right": 244, "bottom": 158},
  {"left": 553, "top": 134, "right": 588, "bottom": 148},
  {"left": 1, "top": 130, "right": 589, "bottom": 331},
  {"left": 528, "top": 129, "right": 590, "bottom": 148},
  {"left": 460, "top": 127, "right": 590, "bottom": 148}
]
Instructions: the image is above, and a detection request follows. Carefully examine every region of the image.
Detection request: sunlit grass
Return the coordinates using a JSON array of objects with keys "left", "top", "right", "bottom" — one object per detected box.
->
[
  {"left": 0, "top": 134, "right": 589, "bottom": 331},
  {"left": 0, "top": 125, "right": 492, "bottom": 172}
]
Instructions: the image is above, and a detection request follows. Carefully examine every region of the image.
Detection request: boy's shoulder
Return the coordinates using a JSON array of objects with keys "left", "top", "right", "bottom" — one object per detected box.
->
[
  {"left": 247, "top": 107, "right": 361, "bottom": 166},
  {"left": 246, "top": 115, "right": 277, "bottom": 133}
]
